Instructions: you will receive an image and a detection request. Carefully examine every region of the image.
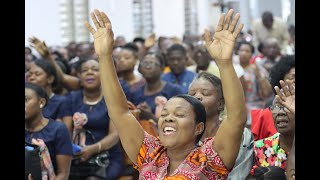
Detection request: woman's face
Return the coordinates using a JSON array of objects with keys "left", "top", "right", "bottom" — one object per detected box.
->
[
  {"left": 26, "top": 63, "right": 53, "bottom": 88},
  {"left": 238, "top": 44, "right": 252, "bottom": 63},
  {"left": 116, "top": 49, "right": 137, "bottom": 72},
  {"left": 193, "top": 50, "right": 210, "bottom": 70},
  {"left": 79, "top": 60, "right": 101, "bottom": 90},
  {"left": 284, "top": 67, "right": 295, "bottom": 85},
  {"left": 188, "top": 78, "right": 222, "bottom": 117},
  {"left": 166, "top": 51, "right": 187, "bottom": 75},
  {"left": 25, "top": 88, "right": 42, "bottom": 121},
  {"left": 139, "top": 54, "right": 162, "bottom": 79},
  {"left": 270, "top": 98, "right": 295, "bottom": 135},
  {"left": 158, "top": 98, "right": 200, "bottom": 149}
]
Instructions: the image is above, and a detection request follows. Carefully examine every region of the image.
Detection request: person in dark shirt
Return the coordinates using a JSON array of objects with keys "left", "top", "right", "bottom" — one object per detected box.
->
[
  {"left": 131, "top": 52, "right": 183, "bottom": 121},
  {"left": 25, "top": 83, "right": 72, "bottom": 180},
  {"left": 62, "top": 59, "right": 124, "bottom": 180}
]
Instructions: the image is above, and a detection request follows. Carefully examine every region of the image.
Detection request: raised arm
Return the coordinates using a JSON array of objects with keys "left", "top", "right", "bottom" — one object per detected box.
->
[
  {"left": 204, "top": 9, "right": 247, "bottom": 170},
  {"left": 28, "top": 37, "right": 81, "bottom": 91},
  {"left": 253, "top": 63, "right": 272, "bottom": 98},
  {"left": 84, "top": 9, "right": 144, "bottom": 163}
]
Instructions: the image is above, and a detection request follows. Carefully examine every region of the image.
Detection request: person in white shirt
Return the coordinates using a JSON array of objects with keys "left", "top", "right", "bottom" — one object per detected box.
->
[{"left": 252, "top": 11, "right": 290, "bottom": 55}]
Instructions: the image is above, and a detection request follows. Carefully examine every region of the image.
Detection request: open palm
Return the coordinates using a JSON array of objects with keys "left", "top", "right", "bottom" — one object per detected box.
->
[
  {"left": 204, "top": 9, "right": 243, "bottom": 63},
  {"left": 275, "top": 80, "right": 295, "bottom": 114},
  {"left": 84, "top": 9, "right": 114, "bottom": 57},
  {"left": 28, "top": 36, "right": 50, "bottom": 58}
]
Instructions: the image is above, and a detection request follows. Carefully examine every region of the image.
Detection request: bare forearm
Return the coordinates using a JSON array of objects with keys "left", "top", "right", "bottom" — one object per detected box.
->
[
  {"left": 99, "top": 55, "right": 144, "bottom": 162},
  {"left": 44, "top": 55, "right": 65, "bottom": 84},
  {"left": 217, "top": 61, "right": 246, "bottom": 123},
  {"left": 98, "top": 132, "right": 119, "bottom": 151},
  {"left": 44, "top": 55, "right": 80, "bottom": 90},
  {"left": 257, "top": 78, "right": 272, "bottom": 98},
  {"left": 54, "top": 173, "right": 69, "bottom": 180},
  {"left": 99, "top": 55, "right": 130, "bottom": 117}
]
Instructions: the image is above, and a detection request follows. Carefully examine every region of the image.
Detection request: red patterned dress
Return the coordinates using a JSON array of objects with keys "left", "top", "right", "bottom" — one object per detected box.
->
[{"left": 133, "top": 132, "right": 229, "bottom": 180}]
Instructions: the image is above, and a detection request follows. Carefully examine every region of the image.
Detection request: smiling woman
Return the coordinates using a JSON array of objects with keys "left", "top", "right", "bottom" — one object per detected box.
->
[{"left": 85, "top": 8, "right": 246, "bottom": 179}]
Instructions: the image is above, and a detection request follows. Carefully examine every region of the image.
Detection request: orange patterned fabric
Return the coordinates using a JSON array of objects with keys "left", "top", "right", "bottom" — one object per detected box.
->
[{"left": 134, "top": 132, "right": 229, "bottom": 179}]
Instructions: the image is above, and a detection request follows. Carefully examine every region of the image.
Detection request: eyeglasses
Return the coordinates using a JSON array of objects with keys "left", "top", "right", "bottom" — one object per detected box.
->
[
  {"left": 140, "top": 61, "right": 161, "bottom": 68},
  {"left": 269, "top": 105, "right": 290, "bottom": 113}
]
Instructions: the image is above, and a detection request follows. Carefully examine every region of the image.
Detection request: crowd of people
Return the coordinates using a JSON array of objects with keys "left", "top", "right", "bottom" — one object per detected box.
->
[{"left": 25, "top": 7, "right": 295, "bottom": 180}]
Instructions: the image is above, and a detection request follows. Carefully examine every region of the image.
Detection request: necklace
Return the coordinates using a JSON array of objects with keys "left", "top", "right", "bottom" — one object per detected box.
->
[
  {"left": 85, "top": 99, "right": 101, "bottom": 105},
  {"left": 25, "top": 119, "right": 48, "bottom": 133},
  {"left": 84, "top": 94, "right": 103, "bottom": 106}
]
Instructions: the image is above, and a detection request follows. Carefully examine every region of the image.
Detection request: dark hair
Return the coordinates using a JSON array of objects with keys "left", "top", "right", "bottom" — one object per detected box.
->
[
  {"left": 123, "top": 43, "right": 139, "bottom": 58},
  {"left": 33, "top": 59, "right": 59, "bottom": 89},
  {"left": 76, "top": 59, "right": 99, "bottom": 73},
  {"left": 143, "top": 51, "right": 165, "bottom": 67},
  {"left": 133, "top": 37, "right": 145, "bottom": 44},
  {"left": 167, "top": 44, "right": 187, "bottom": 56},
  {"left": 195, "top": 71, "right": 224, "bottom": 103},
  {"left": 262, "top": 11, "right": 273, "bottom": 20},
  {"left": 254, "top": 166, "right": 286, "bottom": 180},
  {"left": 25, "top": 47, "right": 32, "bottom": 54},
  {"left": 258, "top": 42, "right": 265, "bottom": 54},
  {"left": 174, "top": 94, "right": 206, "bottom": 143},
  {"left": 25, "top": 82, "right": 49, "bottom": 107},
  {"left": 269, "top": 55, "right": 295, "bottom": 94},
  {"left": 238, "top": 41, "right": 255, "bottom": 54}
]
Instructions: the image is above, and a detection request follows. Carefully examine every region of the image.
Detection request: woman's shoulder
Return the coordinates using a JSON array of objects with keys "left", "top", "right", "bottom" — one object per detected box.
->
[
  {"left": 64, "top": 89, "right": 83, "bottom": 104},
  {"left": 45, "top": 118, "right": 68, "bottom": 130},
  {"left": 254, "top": 132, "right": 280, "bottom": 149}
]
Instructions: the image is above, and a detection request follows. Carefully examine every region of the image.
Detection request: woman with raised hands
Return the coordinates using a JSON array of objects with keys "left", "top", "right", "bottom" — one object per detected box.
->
[
  {"left": 84, "top": 9, "right": 246, "bottom": 179},
  {"left": 252, "top": 79, "right": 295, "bottom": 174}
]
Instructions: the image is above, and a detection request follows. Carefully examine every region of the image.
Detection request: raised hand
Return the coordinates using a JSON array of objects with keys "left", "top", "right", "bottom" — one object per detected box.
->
[
  {"left": 204, "top": 9, "right": 243, "bottom": 64},
  {"left": 274, "top": 80, "right": 295, "bottom": 114},
  {"left": 28, "top": 36, "right": 51, "bottom": 58},
  {"left": 84, "top": 9, "right": 114, "bottom": 58},
  {"left": 144, "top": 33, "right": 156, "bottom": 48},
  {"left": 137, "top": 102, "right": 156, "bottom": 121}
]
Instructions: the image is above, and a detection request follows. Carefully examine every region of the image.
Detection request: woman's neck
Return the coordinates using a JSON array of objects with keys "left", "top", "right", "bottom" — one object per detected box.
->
[
  {"left": 279, "top": 133, "right": 294, "bottom": 152},
  {"left": 201, "top": 115, "right": 220, "bottom": 140},
  {"left": 120, "top": 70, "right": 136, "bottom": 85},
  {"left": 45, "top": 87, "right": 54, "bottom": 99},
  {"left": 83, "top": 88, "right": 102, "bottom": 102},
  {"left": 167, "top": 143, "right": 197, "bottom": 173},
  {"left": 25, "top": 115, "right": 47, "bottom": 132},
  {"left": 145, "top": 78, "right": 163, "bottom": 93},
  {"left": 240, "top": 61, "right": 250, "bottom": 69}
]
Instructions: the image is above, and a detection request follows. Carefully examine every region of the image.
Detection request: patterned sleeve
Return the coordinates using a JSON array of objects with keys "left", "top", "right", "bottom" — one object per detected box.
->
[
  {"left": 133, "top": 131, "right": 162, "bottom": 171},
  {"left": 200, "top": 137, "right": 229, "bottom": 177}
]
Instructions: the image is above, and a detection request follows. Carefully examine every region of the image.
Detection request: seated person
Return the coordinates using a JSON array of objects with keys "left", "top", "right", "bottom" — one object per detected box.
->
[
  {"left": 25, "top": 83, "right": 73, "bottom": 180},
  {"left": 252, "top": 80, "right": 295, "bottom": 175}
]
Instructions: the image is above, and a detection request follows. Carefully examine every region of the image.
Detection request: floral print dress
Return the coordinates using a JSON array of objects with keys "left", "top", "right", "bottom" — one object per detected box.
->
[
  {"left": 134, "top": 132, "right": 229, "bottom": 180},
  {"left": 252, "top": 132, "right": 288, "bottom": 174}
]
